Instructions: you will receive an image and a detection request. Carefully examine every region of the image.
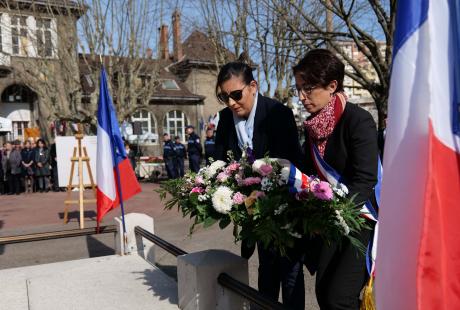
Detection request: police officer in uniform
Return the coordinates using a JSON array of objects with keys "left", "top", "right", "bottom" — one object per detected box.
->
[
  {"left": 186, "top": 125, "right": 202, "bottom": 173},
  {"left": 173, "top": 136, "right": 186, "bottom": 177},
  {"left": 162, "top": 133, "right": 177, "bottom": 179},
  {"left": 204, "top": 128, "right": 216, "bottom": 166}
]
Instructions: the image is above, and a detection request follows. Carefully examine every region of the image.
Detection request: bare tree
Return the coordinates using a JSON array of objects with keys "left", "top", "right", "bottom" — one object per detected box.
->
[
  {"left": 0, "top": 0, "right": 163, "bottom": 140},
  {"left": 268, "top": 0, "right": 396, "bottom": 128}
]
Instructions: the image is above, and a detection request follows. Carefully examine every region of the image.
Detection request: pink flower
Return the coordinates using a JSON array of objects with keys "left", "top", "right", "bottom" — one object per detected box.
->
[
  {"left": 254, "top": 191, "right": 265, "bottom": 198},
  {"left": 232, "top": 192, "right": 246, "bottom": 205},
  {"left": 242, "top": 177, "right": 262, "bottom": 186},
  {"left": 259, "top": 164, "right": 273, "bottom": 176},
  {"left": 195, "top": 176, "right": 204, "bottom": 185},
  {"left": 226, "top": 162, "right": 240, "bottom": 173},
  {"left": 191, "top": 187, "right": 204, "bottom": 194},
  {"left": 312, "top": 181, "right": 333, "bottom": 200},
  {"left": 217, "top": 172, "right": 230, "bottom": 182}
]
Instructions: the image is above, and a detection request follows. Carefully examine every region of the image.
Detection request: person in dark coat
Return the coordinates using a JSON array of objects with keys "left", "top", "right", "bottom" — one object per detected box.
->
[
  {"left": 377, "top": 114, "right": 387, "bottom": 160},
  {"left": 124, "top": 141, "right": 137, "bottom": 171},
  {"left": 7, "top": 140, "right": 23, "bottom": 195},
  {"left": 21, "top": 140, "right": 35, "bottom": 193},
  {"left": 294, "top": 49, "right": 378, "bottom": 310},
  {"left": 1, "top": 141, "right": 13, "bottom": 194},
  {"left": 204, "top": 128, "right": 216, "bottom": 166},
  {"left": 186, "top": 126, "right": 202, "bottom": 173},
  {"left": 214, "top": 61, "right": 305, "bottom": 309},
  {"left": 162, "top": 133, "right": 177, "bottom": 179},
  {"left": 34, "top": 139, "right": 50, "bottom": 192},
  {"left": 173, "top": 136, "right": 186, "bottom": 177}
]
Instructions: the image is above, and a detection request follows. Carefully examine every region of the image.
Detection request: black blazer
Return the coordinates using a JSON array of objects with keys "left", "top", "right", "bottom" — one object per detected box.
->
[
  {"left": 214, "top": 94, "right": 303, "bottom": 167},
  {"left": 302, "top": 102, "right": 378, "bottom": 206},
  {"left": 302, "top": 102, "right": 378, "bottom": 277}
]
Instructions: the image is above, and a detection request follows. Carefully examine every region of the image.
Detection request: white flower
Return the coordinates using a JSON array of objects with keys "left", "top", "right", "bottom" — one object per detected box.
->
[
  {"left": 274, "top": 203, "right": 288, "bottom": 215},
  {"left": 288, "top": 231, "right": 302, "bottom": 239},
  {"left": 280, "top": 167, "right": 290, "bottom": 184},
  {"left": 261, "top": 177, "right": 273, "bottom": 191},
  {"left": 211, "top": 186, "right": 234, "bottom": 214},
  {"left": 281, "top": 223, "right": 292, "bottom": 230},
  {"left": 198, "top": 194, "right": 209, "bottom": 202},
  {"left": 335, "top": 210, "right": 350, "bottom": 235},
  {"left": 333, "top": 183, "right": 349, "bottom": 198},
  {"left": 205, "top": 160, "right": 227, "bottom": 178},
  {"left": 252, "top": 159, "right": 265, "bottom": 173}
]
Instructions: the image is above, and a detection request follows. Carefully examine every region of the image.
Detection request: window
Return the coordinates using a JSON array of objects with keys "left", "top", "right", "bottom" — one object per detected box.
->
[
  {"left": 163, "top": 110, "right": 188, "bottom": 142},
  {"left": 36, "top": 18, "right": 53, "bottom": 57},
  {"left": 131, "top": 110, "right": 158, "bottom": 144},
  {"left": 161, "top": 79, "right": 180, "bottom": 90},
  {"left": 11, "top": 15, "right": 28, "bottom": 56},
  {"left": 9, "top": 121, "right": 28, "bottom": 141}
]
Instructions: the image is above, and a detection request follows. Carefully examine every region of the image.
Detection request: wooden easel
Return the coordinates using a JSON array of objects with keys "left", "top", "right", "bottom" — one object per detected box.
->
[{"left": 63, "top": 125, "right": 97, "bottom": 229}]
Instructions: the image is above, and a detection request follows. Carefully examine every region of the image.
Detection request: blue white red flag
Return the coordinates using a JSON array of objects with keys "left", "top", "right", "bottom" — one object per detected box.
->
[
  {"left": 96, "top": 67, "right": 141, "bottom": 225},
  {"left": 376, "top": 1, "right": 460, "bottom": 309}
]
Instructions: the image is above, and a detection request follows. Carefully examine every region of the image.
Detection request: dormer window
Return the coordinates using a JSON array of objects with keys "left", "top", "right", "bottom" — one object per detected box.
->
[{"left": 161, "top": 79, "right": 180, "bottom": 90}]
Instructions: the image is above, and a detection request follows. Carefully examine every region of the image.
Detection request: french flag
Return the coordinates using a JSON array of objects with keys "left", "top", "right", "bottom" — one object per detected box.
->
[
  {"left": 96, "top": 67, "right": 141, "bottom": 225},
  {"left": 376, "top": 1, "right": 460, "bottom": 309}
]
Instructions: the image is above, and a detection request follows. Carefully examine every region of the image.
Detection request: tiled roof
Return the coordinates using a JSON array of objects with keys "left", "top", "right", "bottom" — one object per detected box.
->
[{"left": 181, "top": 30, "right": 236, "bottom": 64}]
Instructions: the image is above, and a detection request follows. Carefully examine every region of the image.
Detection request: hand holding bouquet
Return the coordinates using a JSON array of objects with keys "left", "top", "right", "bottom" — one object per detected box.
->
[{"left": 157, "top": 151, "right": 368, "bottom": 255}]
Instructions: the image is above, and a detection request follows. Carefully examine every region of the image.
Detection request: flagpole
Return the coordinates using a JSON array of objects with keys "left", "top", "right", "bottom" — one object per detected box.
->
[{"left": 113, "top": 159, "right": 128, "bottom": 251}]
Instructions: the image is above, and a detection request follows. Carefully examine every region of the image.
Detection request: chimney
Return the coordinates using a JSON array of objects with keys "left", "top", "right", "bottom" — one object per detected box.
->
[
  {"left": 172, "top": 9, "right": 183, "bottom": 61},
  {"left": 159, "top": 25, "right": 169, "bottom": 60},
  {"left": 145, "top": 48, "right": 153, "bottom": 59}
]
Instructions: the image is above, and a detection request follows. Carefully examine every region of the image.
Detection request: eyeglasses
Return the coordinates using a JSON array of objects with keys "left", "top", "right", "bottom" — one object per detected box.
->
[
  {"left": 217, "top": 85, "right": 248, "bottom": 104},
  {"left": 294, "top": 84, "right": 318, "bottom": 97}
]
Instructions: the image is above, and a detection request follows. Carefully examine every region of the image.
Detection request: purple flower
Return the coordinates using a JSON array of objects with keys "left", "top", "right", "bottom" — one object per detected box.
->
[
  {"left": 232, "top": 192, "right": 246, "bottom": 205},
  {"left": 259, "top": 164, "right": 273, "bottom": 176},
  {"left": 312, "top": 181, "right": 333, "bottom": 200},
  {"left": 242, "top": 177, "right": 262, "bottom": 186},
  {"left": 191, "top": 187, "right": 204, "bottom": 194},
  {"left": 246, "top": 147, "right": 255, "bottom": 164}
]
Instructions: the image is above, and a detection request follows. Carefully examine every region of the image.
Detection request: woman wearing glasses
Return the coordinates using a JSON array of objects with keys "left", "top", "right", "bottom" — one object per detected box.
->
[
  {"left": 214, "top": 60, "right": 305, "bottom": 309},
  {"left": 294, "top": 49, "right": 378, "bottom": 310}
]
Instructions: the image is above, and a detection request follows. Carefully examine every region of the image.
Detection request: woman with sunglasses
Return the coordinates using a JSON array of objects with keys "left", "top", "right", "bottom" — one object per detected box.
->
[
  {"left": 294, "top": 49, "right": 379, "bottom": 309},
  {"left": 214, "top": 60, "right": 305, "bottom": 309}
]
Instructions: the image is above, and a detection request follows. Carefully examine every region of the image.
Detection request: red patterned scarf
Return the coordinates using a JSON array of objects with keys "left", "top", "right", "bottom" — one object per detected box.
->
[{"left": 304, "top": 92, "right": 347, "bottom": 157}]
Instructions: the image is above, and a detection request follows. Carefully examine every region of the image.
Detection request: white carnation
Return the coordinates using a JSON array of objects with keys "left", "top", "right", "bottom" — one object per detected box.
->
[
  {"left": 205, "top": 160, "right": 227, "bottom": 178},
  {"left": 211, "top": 186, "right": 234, "bottom": 214},
  {"left": 198, "top": 194, "right": 209, "bottom": 202}
]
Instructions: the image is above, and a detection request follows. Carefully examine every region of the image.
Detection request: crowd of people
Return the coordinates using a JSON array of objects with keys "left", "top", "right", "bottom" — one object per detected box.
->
[
  {"left": 0, "top": 138, "right": 62, "bottom": 195},
  {"left": 162, "top": 125, "right": 216, "bottom": 179}
]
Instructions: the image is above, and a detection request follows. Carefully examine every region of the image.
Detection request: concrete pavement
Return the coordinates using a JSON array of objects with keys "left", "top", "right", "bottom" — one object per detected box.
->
[{"left": 0, "top": 182, "right": 319, "bottom": 309}]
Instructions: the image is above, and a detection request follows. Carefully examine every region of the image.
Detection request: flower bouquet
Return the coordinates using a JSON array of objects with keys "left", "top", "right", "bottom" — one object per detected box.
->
[{"left": 157, "top": 150, "right": 368, "bottom": 255}]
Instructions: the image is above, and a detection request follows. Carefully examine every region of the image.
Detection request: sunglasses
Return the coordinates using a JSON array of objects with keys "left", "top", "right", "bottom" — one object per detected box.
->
[
  {"left": 293, "top": 84, "right": 318, "bottom": 97},
  {"left": 217, "top": 84, "right": 249, "bottom": 104}
]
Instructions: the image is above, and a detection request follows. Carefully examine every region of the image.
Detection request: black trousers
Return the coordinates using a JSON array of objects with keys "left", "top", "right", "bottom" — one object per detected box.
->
[
  {"left": 8, "top": 173, "right": 21, "bottom": 194},
  {"left": 164, "top": 158, "right": 177, "bottom": 179},
  {"left": 257, "top": 243, "right": 305, "bottom": 310},
  {"left": 175, "top": 158, "right": 184, "bottom": 177},
  {"left": 315, "top": 229, "right": 372, "bottom": 310},
  {"left": 188, "top": 154, "right": 201, "bottom": 173}
]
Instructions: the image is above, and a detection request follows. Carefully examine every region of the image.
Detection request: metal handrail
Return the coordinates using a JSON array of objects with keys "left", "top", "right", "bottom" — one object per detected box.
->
[
  {"left": 134, "top": 225, "right": 288, "bottom": 310},
  {"left": 134, "top": 226, "right": 188, "bottom": 257},
  {"left": 218, "top": 273, "right": 289, "bottom": 310},
  {"left": 0, "top": 225, "right": 117, "bottom": 245}
]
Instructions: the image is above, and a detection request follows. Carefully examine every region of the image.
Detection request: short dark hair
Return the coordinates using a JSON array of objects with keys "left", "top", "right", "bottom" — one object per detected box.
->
[
  {"left": 215, "top": 62, "right": 255, "bottom": 98},
  {"left": 36, "top": 139, "right": 47, "bottom": 148},
  {"left": 293, "top": 49, "right": 345, "bottom": 93}
]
